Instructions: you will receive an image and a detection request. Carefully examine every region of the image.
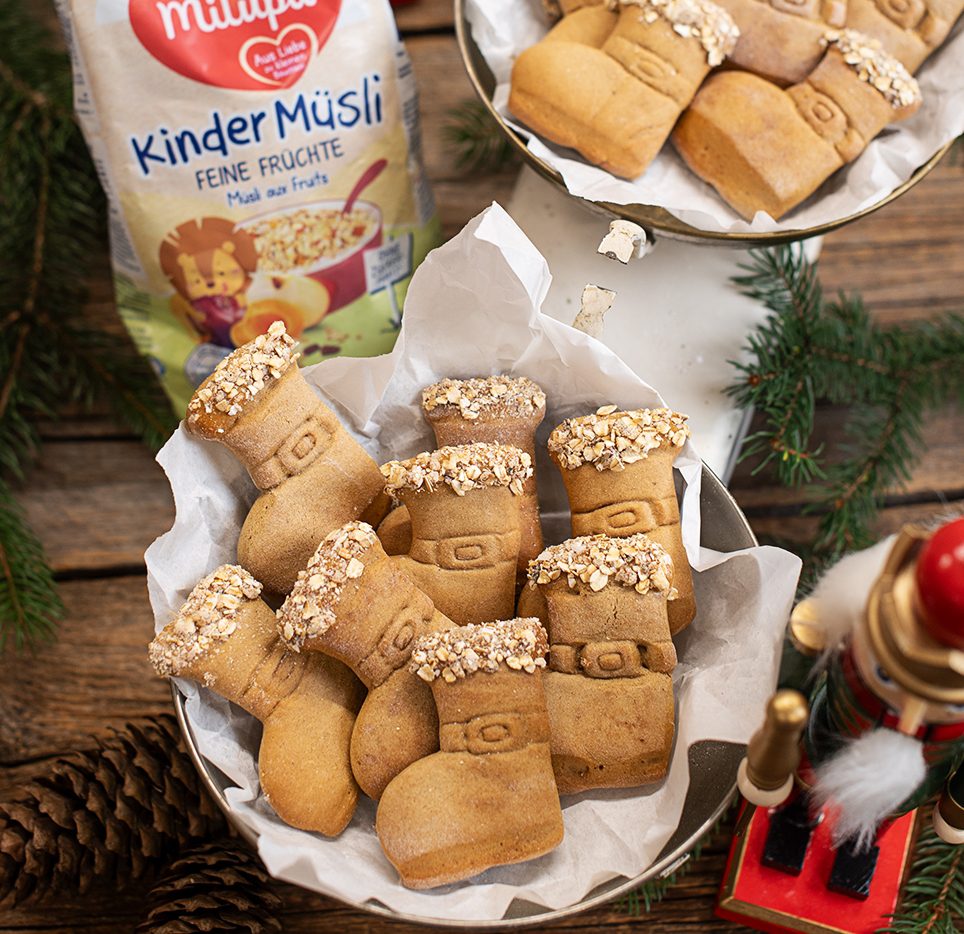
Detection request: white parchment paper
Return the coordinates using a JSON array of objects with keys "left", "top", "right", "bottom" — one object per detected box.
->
[
  {"left": 465, "top": 0, "right": 964, "bottom": 234},
  {"left": 145, "top": 204, "right": 801, "bottom": 922}
]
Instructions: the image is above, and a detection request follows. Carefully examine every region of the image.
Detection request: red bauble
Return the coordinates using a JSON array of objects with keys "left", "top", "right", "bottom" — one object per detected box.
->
[{"left": 916, "top": 517, "right": 964, "bottom": 650}]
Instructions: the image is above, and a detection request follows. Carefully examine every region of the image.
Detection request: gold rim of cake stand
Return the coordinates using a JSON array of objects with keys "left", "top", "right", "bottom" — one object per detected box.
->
[
  {"left": 172, "top": 463, "right": 755, "bottom": 928},
  {"left": 453, "top": 0, "right": 952, "bottom": 247}
]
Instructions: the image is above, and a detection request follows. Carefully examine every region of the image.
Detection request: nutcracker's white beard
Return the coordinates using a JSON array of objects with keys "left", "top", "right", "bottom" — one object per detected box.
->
[
  {"left": 808, "top": 538, "right": 893, "bottom": 657},
  {"left": 812, "top": 729, "right": 926, "bottom": 852}
]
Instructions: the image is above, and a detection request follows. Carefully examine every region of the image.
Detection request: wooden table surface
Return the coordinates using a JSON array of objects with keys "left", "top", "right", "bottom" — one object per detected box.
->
[{"left": 2, "top": 4, "right": 963, "bottom": 931}]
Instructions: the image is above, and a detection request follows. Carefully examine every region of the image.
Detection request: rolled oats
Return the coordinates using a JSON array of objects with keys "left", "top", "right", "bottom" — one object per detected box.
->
[
  {"left": 149, "top": 565, "right": 262, "bottom": 676},
  {"left": 821, "top": 29, "right": 921, "bottom": 109},
  {"left": 381, "top": 443, "right": 533, "bottom": 498},
  {"left": 610, "top": 0, "right": 740, "bottom": 66},
  {"left": 411, "top": 618, "right": 549, "bottom": 682},
  {"left": 188, "top": 320, "right": 298, "bottom": 422},
  {"left": 527, "top": 533, "right": 678, "bottom": 597},
  {"left": 548, "top": 407, "right": 689, "bottom": 471},
  {"left": 422, "top": 376, "right": 546, "bottom": 421},
  {"left": 276, "top": 521, "right": 379, "bottom": 651}
]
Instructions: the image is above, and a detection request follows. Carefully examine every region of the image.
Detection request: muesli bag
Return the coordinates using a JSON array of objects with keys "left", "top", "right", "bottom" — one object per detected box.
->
[{"left": 57, "top": 0, "right": 441, "bottom": 412}]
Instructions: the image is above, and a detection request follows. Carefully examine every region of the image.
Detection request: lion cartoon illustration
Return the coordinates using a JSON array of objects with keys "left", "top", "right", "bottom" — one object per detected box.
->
[{"left": 159, "top": 218, "right": 259, "bottom": 348}]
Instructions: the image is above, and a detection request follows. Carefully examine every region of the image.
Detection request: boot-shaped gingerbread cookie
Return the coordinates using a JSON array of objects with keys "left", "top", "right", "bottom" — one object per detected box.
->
[
  {"left": 672, "top": 30, "right": 921, "bottom": 220},
  {"left": 186, "top": 321, "right": 388, "bottom": 595},
  {"left": 379, "top": 376, "right": 548, "bottom": 578},
  {"left": 381, "top": 444, "right": 532, "bottom": 626},
  {"left": 548, "top": 406, "right": 695, "bottom": 633},
  {"left": 149, "top": 565, "right": 363, "bottom": 835},
  {"left": 509, "top": 0, "right": 739, "bottom": 179},
  {"left": 846, "top": 0, "right": 962, "bottom": 72},
  {"left": 527, "top": 534, "right": 678, "bottom": 792},
  {"left": 376, "top": 618, "right": 564, "bottom": 888},
  {"left": 715, "top": 0, "right": 847, "bottom": 84},
  {"left": 423, "top": 376, "right": 546, "bottom": 582},
  {"left": 276, "top": 521, "right": 454, "bottom": 800}
]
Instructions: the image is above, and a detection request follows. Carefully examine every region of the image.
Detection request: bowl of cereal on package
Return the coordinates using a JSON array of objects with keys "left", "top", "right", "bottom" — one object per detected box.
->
[{"left": 240, "top": 197, "right": 383, "bottom": 314}]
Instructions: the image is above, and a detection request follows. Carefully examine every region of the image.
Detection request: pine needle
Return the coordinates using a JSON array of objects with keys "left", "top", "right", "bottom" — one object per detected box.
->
[
  {"left": 442, "top": 99, "right": 518, "bottom": 174},
  {"left": 879, "top": 808, "right": 964, "bottom": 934},
  {"left": 0, "top": 479, "right": 61, "bottom": 651}
]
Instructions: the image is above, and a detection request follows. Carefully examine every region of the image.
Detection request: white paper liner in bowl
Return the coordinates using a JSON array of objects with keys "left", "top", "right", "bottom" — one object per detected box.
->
[
  {"left": 145, "top": 204, "right": 801, "bottom": 922},
  {"left": 465, "top": 0, "right": 964, "bottom": 234}
]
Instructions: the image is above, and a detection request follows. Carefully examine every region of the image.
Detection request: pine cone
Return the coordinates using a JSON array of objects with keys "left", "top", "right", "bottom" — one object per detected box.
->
[
  {"left": 137, "top": 839, "right": 282, "bottom": 933},
  {"left": 0, "top": 714, "right": 225, "bottom": 906}
]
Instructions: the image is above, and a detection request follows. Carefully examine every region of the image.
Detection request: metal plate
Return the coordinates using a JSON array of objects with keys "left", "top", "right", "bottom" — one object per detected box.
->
[
  {"left": 172, "top": 464, "right": 756, "bottom": 927},
  {"left": 453, "top": 0, "right": 951, "bottom": 247}
]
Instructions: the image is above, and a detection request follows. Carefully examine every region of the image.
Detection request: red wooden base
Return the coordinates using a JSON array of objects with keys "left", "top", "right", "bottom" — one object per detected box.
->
[{"left": 716, "top": 803, "right": 918, "bottom": 934}]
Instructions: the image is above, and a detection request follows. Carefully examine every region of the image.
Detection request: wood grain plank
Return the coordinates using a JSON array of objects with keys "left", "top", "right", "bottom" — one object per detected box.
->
[
  {"left": 395, "top": 0, "right": 456, "bottom": 33},
  {"left": 434, "top": 173, "right": 519, "bottom": 238},
  {"left": 0, "top": 577, "right": 170, "bottom": 766},
  {"left": 816, "top": 163, "right": 964, "bottom": 322},
  {"left": 0, "top": 840, "right": 741, "bottom": 933},
  {"left": 408, "top": 34, "right": 482, "bottom": 183},
  {"left": 19, "top": 441, "right": 173, "bottom": 574},
  {"left": 744, "top": 498, "right": 964, "bottom": 550}
]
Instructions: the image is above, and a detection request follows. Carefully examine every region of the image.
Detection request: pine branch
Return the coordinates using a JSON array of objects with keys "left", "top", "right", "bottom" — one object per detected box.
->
[
  {"left": 59, "top": 324, "right": 178, "bottom": 453},
  {"left": 880, "top": 809, "right": 964, "bottom": 934},
  {"left": 443, "top": 99, "right": 519, "bottom": 174},
  {"left": 730, "top": 244, "right": 964, "bottom": 578},
  {"left": 0, "top": 479, "right": 61, "bottom": 652},
  {"left": 0, "top": 1, "right": 177, "bottom": 650},
  {"left": 727, "top": 245, "right": 825, "bottom": 486}
]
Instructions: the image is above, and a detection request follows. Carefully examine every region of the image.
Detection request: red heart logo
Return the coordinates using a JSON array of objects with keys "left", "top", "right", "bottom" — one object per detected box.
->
[
  {"left": 130, "top": 0, "right": 342, "bottom": 91},
  {"left": 240, "top": 24, "right": 317, "bottom": 88}
]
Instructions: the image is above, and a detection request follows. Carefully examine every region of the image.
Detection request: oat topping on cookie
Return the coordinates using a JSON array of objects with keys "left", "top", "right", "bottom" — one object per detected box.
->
[
  {"left": 610, "top": 0, "right": 739, "bottom": 66},
  {"left": 548, "top": 406, "right": 689, "bottom": 471},
  {"left": 149, "top": 565, "right": 262, "bottom": 677},
  {"left": 411, "top": 618, "right": 549, "bottom": 683},
  {"left": 528, "top": 533, "right": 678, "bottom": 597},
  {"left": 381, "top": 443, "right": 533, "bottom": 498},
  {"left": 276, "top": 521, "right": 379, "bottom": 651},
  {"left": 188, "top": 321, "right": 298, "bottom": 421},
  {"left": 821, "top": 30, "right": 920, "bottom": 109},
  {"left": 422, "top": 376, "right": 546, "bottom": 422}
]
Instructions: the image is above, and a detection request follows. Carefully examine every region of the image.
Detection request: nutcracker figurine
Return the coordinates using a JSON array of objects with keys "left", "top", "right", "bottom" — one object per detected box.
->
[{"left": 718, "top": 517, "right": 964, "bottom": 933}]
